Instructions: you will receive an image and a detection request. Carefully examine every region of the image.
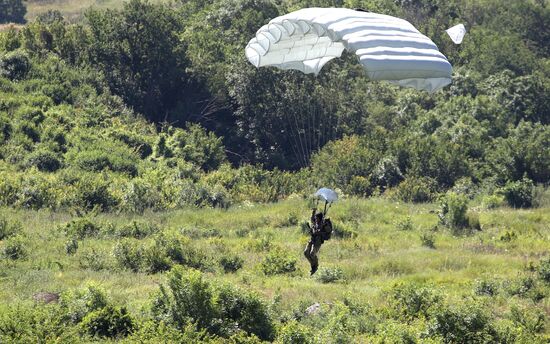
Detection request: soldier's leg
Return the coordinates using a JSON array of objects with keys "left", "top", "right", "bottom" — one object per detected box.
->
[
  {"left": 304, "top": 240, "right": 314, "bottom": 263},
  {"left": 309, "top": 241, "right": 322, "bottom": 275}
]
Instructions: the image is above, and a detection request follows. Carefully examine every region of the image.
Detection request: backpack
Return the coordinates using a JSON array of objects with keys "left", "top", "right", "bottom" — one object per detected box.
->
[{"left": 321, "top": 218, "right": 333, "bottom": 241}]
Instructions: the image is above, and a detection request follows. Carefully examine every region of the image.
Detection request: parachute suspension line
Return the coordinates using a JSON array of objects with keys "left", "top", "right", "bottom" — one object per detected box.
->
[
  {"left": 284, "top": 102, "right": 302, "bottom": 168},
  {"left": 288, "top": 98, "right": 308, "bottom": 168}
]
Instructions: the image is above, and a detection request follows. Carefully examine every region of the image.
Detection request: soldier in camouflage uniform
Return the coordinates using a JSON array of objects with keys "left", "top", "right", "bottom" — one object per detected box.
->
[{"left": 304, "top": 209, "right": 333, "bottom": 275}]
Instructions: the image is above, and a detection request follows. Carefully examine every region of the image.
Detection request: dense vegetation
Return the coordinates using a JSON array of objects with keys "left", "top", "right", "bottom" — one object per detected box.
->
[{"left": 0, "top": 0, "right": 549, "bottom": 342}]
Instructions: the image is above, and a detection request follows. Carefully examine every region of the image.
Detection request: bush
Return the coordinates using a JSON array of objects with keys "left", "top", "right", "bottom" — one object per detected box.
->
[
  {"left": 63, "top": 217, "right": 101, "bottom": 239},
  {"left": 23, "top": 149, "right": 62, "bottom": 172},
  {"left": 420, "top": 232, "right": 436, "bottom": 249},
  {"left": 65, "top": 237, "right": 78, "bottom": 255},
  {"left": 60, "top": 284, "right": 108, "bottom": 323},
  {"left": 215, "top": 284, "right": 275, "bottom": 340},
  {"left": 220, "top": 254, "right": 244, "bottom": 273},
  {"left": 438, "top": 192, "right": 469, "bottom": 233},
  {"left": 79, "top": 248, "right": 109, "bottom": 271},
  {"left": 315, "top": 267, "right": 344, "bottom": 284},
  {"left": 80, "top": 305, "right": 135, "bottom": 338},
  {"left": 260, "top": 249, "right": 297, "bottom": 276},
  {"left": 0, "top": 50, "right": 30, "bottom": 80},
  {"left": 276, "top": 320, "right": 314, "bottom": 344},
  {"left": 71, "top": 175, "right": 117, "bottom": 211},
  {"left": 142, "top": 242, "right": 172, "bottom": 274},
  {"left": 112, "top": 240, "right": 143, "bottom": 272},
  {"left": 0, "top": 215, "right": 22, "bottom": 240},
  {"left": 481, "top": 194, "right": 505, "bottom": 210},
  {"left": 1, "top": 234, "right": 26, "bottom": 259},
  {"left": 474, "top": 279, "right": 499, "bottom": 296},
  {"left": 426, "top": 302, "right": 497, "bottom": 342},
  {"left": 332, "top": 222, "right": 358, "bottom": 239},
  {"left": 538, "top": 257, "right": 550, "bottom": 284},
  {"left": 501, "top": 177, "right": 534, "bottom": 208},
  {"left": 151, "top": 267, "right": 216, "bottom": 331},
  {"left": 509, "top": 305, "right": 546, "bottom": 334},
  {"left": 391, "top": 176, "right": 438, "bottom": 203},
  {"left": 0, "top": 0, "right": 26, "bottom": 24},
  {"left": 388, "top": 283, "right": 440, "bottom": 320},
  {"left": 0, "top": 303, "right": 67, "bottom": 343},
  {"left": 395, "top": 216, "right": 413, "bottom": 231},
  {"left": 113, "top": 221, "right": 159, "bottom": 239}
]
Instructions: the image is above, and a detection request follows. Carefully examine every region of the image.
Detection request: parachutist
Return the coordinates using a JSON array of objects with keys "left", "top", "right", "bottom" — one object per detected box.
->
[{"left": 304, "top": 208, "right": 333, "bottom": 275}]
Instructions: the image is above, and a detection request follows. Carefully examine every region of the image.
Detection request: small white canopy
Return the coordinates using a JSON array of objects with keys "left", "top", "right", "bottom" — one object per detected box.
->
[
  {"left": 446, "top": 23, "right": 466, "bottom": 44},
  {"left": 246, "top": 8, "right": 452, "bottom": 93},
  {"left": 315, "top": 188, "right": 338, "bottom": 203}
]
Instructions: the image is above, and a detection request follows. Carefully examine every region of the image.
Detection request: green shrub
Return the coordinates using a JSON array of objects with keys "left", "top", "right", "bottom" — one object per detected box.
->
[
  {"left": 0, "top": 304, "right": 67, "bottom": 343},
  {"left": 481, "top": 194, "right": 505, "bottom": 210},
  {"left": 215, "top": 284, "right": 275, "bottom": 340},
  {"left": 71, "top": 174, "right": 117, "bottom": 211},
  {"left": 438, "top": 192, "right": 470, "bottom": 233},
  {"left": 420, "top": 232, "right": 436, "bottom": 249},
  {"left": 276, "top": 320, "right": 314, "bottom": 344},
  {"left": 142, "top": 242, "right": 172, "bottom": 274},
  {"left": 499, "top": 230, "right": 517, "bottom": 242},
  {"left": 114, "top": 221, "right": 159, "bottom": 239},
  {"left": 501, "top": 177, "right": 534, "bottom": 208},
  {"left": 63, "top": 217, "right": 101, "bottom": 239},
  {"left": 315, "top": 267, "right": 344, "bottom": 284},
  {"left": 369, "top": 321, "right": 417, "bottom": 344},
  {"left": 152, "top": 267, "right": 216, "bottom": 331},
  {"left": 0, "top": 215, "right": 22, "bottom": 240},
  {"left": 474, "top": 279, "right": 499, "bottom": 296},
  {"left": 396, "top": 216, "right": 413, "bottom": 231},
  {"left": 14, "top": 172, "right": 57, "bottom": 209},
  {"left": 80, "top": 305, "right": 135, "bottom": 338},
  {"left": 220, "top": 254, "right": 244, "bottom": 273},
  {"left": 23, "top": 149, "right": 62, "bottom": 172},
  {"left": 260, "top": 249, "right": 297, "bottom": 276},
  {"left": 60, "top": 284, "right": 108, "bottom": 324},
  {"left": 388, "top": 283, "right": 440, "bottom": 320},
  {"left": 158, "top": 233, "right": 209, "bottom": 270},
  {"left": 509, "top": 305, "right": 546, "bottom": 334},
  {"left": 538, "top": 257, "right": 550, "bottom": 284},
  {"left": 64, "top": 237, "right": 78, "bottom": 255},
  {"left": 0, "top": 50, "right": 30, "bottom": 80},
  {"left": 391, "top": 176, "right": 438, "bottom": 203},
  {"left": 426, "top": 302, "right": 497, "bottom": 342},
  {"left": 332, "top": 222, "right": 358, "bottom": 239},
  {"left": 506, "top": 276, "right": 536, "bottom": 298},
  {"left": 1, "top": 234, "right": 26, "bottom": 260},
  {"left": 79, "top": 248, "right": 109, "bottom": 271},
  {"left": 113, "top": 240, "right": 143, "bottom": 272},
  {"left": 532, "top": 186, "right": 550, "bottom": 208}
]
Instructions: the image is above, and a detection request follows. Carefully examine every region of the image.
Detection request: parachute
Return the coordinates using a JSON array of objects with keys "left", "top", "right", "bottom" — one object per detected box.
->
[
  {"left": 446, "top": 23, "right": 467, "bottom": 44},
  {"left": 314, "top": 188, "right": 338, "bottom": 216},
  {"left": 246, "top": 8, "right": 452, "bottom": 92},
  {"left": 315, "top": 188, "right": 338, "bottom": 203}
]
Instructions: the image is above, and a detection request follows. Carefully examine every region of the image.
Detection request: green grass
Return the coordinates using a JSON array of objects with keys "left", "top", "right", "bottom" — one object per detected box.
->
[
  {"left": 0, "top": 199, "right": 550, "bottom": 304},
  {"left": 25, "top": 0, "right": 169, "bottom": 22},
  {"left": 1, "top": 197, "right": 549, "bottom": 339}
]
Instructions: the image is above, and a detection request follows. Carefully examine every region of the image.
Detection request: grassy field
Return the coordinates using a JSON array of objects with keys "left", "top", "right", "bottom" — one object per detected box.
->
[
  {"left": 1, "top": 197, "right": 549, "bottom": 341},
  {"left": 25, "top": 0, "right": 169, "bottom": 22}
]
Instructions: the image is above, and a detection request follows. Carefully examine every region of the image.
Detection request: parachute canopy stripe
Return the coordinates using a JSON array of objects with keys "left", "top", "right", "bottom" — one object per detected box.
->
[{"left": 245, "top": 8, "right": 452, "bottom": 92}]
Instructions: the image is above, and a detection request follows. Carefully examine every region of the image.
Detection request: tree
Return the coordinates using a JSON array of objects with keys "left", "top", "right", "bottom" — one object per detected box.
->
[
  {"left": 84, "top": 0, "right": 192, "bottom": 121},
  {"left": 0, "top": 0, "right": 26, "bottom": 24}
]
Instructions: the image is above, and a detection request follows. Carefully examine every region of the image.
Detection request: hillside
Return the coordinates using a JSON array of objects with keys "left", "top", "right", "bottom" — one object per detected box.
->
[{"left": 0, "top": 0, "right": 549, "bottom": 342}]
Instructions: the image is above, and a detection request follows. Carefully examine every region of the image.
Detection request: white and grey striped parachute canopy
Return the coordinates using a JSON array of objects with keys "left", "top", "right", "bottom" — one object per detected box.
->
[{"left": 245, "top": 8, "right": 452, "bottom": 93}]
